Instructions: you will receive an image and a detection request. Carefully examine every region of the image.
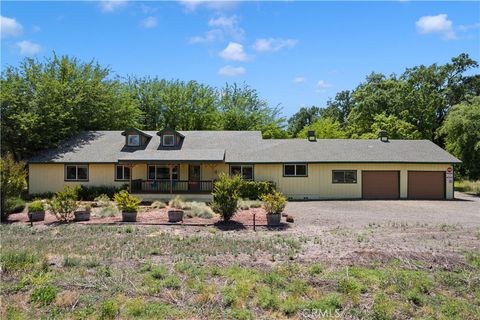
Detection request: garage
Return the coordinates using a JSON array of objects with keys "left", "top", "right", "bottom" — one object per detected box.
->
[
  {"left": 408, "top": 171, "right": 445, "bottom": 199},
  {"left": 362, "top": 171, "right": 400, "bottom": 199}
]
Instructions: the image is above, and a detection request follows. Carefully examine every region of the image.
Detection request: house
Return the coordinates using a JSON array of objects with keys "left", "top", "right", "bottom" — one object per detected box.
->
[{"left": 28, "top": 128, "right": 461, "bottom": 200}]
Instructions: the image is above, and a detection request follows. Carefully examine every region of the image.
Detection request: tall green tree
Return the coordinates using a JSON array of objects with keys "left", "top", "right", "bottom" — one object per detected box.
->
[
  {"left": 320, "top": 90, "right": 355, "bottom": 126},
  {"left": 440, "top": 96, "right": 480, "bottom": 179},
  {"left": 1, "top": 54, "right": 141, "bottom": 159},
  {"left": 287, "top": 106, "right": 321, "bottom": 137},
  {"left": 0, "top": 154, "right": 27, "bottom": 220},
  {"left": 297, "top": 118, "right": 347, "bottom": 139}
]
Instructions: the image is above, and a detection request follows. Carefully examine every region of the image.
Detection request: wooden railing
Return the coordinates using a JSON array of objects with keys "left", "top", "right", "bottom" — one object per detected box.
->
[{"left": 130, "top": 179, "right": 214, "bottom": 194}]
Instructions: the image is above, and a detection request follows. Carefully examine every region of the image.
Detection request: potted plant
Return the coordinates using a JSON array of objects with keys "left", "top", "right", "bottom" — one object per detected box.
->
[
  {"left": 261, "top": 191, "right": 287, "bottom": 226},
  {"left": 28, "top": 200, "right": 45, "bottom": 222},
  {"left": 113, "top": 190, "right": 141, "bottom": 222},
  {"left": 168, "top": 195, "right": 185, "bottom": 222},
  {"left": 74, "top": 203, "right": 91, "bottom": 221}
]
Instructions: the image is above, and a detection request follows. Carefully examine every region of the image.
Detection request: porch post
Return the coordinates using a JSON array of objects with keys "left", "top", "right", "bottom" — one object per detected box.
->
[
  {"left": 169, "top": 164, "right": 173, "bottom": 194},
  {"left": 127, "top": 163, "right": 135, "bottom": 193}
]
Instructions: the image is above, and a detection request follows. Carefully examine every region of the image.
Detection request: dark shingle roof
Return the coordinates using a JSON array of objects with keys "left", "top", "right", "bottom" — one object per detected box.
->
[{"left": 28, "top": 131, "right": 460, "bottom": 164}]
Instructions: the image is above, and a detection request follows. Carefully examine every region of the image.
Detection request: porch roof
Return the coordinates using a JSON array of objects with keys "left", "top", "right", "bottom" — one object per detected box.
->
[{"left": 117, "top": 148, "right": 225, "bottom": 163}]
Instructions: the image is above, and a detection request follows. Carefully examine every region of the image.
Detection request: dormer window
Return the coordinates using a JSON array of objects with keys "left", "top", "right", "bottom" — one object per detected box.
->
[
  {"left": 127, "top": 134, "right": 140, "bottom": 146},
  {"left": 163, "top": 134, "right": 175, "bottom": 146}
]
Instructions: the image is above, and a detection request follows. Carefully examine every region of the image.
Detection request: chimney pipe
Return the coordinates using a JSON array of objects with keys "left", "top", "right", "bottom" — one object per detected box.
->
[
  {"left": 307, "top": 130, "right": 316, "bottom": 142},
  {"left": 378, "top": 130, "right": 388, "bottom": 142}
]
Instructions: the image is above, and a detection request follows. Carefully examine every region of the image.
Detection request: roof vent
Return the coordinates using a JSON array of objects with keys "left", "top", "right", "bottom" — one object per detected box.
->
[
  {"left": 378, "top": 130, "right": 389, "bottom": 142},
  {"left": 307, "top": 130, "right": 316, "bottom": 142}
]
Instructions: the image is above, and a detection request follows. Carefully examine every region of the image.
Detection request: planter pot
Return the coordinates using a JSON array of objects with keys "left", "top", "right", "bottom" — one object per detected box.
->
[
  {"left": 122, "top": 211, "right": 137, "bottom": 222},
  {"left": 168, "top": 209, "right": 184, "bottom": 223},
  {"left": 28, "top": 211, "right": 45, "bottom": 222},
  {"left": 266, "top": 213, "right": 281, "bottom": 226},
  {"left": 74, "top": 210, "right": 91, "bottom": 221}
]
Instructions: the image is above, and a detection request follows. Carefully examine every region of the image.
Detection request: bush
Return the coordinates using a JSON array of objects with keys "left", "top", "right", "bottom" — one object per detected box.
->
[
  {"left": 78, "top": 185, "right": 127, "bottom": 201},
  {"left": 5, "top": 197, "right": 26, "bottom": 214},
  {"left": 184, "top": 202, "right": 214, "bottom": 218},
  {"left": 113, "top": 190, "right": 141, "bottom": 213},
  {"left": 1, "top": 154, "right": 27, "bottom": 220},
  {"left": 48, "top": 186, "right": 79, "bottom": 221},
  {"left": 27, "top": 192, "right": 55, "bottom": 200},
  {"left": 261, "top": 191, "right": 287, "bottom": 215},
  {"left": 151, "top": 200, "right": 167, "bottom": 209},
  {"left": 212, "top": 173, "right": 242, "bottom": 221},
  {"left": 28, "top": 200, "right": 44, "bottom": 212},
  {"left": 99, "top": 300, "right": 120, "bottom": 319},
  {"left": 238, "top": 181, "right": 276, "bottom": 200},
  {"left": 168, "top": 195, "right": 186, "bottom": 209},
  {"left": 94, "top": 194, "right": 111, "bottom": 207}
]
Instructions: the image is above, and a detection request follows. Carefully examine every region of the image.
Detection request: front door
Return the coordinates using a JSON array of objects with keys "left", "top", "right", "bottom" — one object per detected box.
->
[{"left": 189, "top": 165, "right": 201, "bottom": 191}]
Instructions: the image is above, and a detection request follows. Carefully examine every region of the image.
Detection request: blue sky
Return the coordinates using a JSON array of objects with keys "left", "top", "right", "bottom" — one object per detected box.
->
[{"left": 1, "top": 1, "right": 479, "bottom": 117}]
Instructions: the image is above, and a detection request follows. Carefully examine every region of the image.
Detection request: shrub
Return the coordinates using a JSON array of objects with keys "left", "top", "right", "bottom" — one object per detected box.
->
[
  {"left": 238, "top": 180, "right": 276, "bottom": 200},
  {"left": 151, "top": 200, "right": 166, "bottom": 209},
  {"left": 48, "top": 186, "right": 79, "bottom": 221},
  {"left": 78, "top": 185, "right": 127, "bottom": 201},
  {"left": 261, "top": 191, "right": 287, "bottom": 215},
  {"left": 94, "top": 194, "right": 111, "bottom": 207},
  {"left": 168, "top": 195, "right": 186, "bottom": 209},
  {"left": 212, "top": 173, "right": 242, "bottom": 221},
  {"left": 99, "top": 300, "right": 120, "bottom": 319},
  {"left": 0, "top": 154, "right": 27, "bottom": 220},
  {"left": 96, "top": 205, "right": 119, "bottom": 218},
  {"left": 185, "top": 202, "right": 214, "bottom": 218},
  {"left": 31, "top": 285, "right": 58, "bottom": 306},
  {"left": 27, "top": 192, "right": 55, "bottom": 200},
  {"left": 5, "top": 197, "right": 26, "bottom": 214},
  {"left": 28, "top": 201, "right": 44, "bottom": 212},
  {"left": 113, "top": 190, "right": 141, "bottom": 213}
]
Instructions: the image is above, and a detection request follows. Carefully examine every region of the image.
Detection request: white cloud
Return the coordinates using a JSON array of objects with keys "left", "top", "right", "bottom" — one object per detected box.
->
[
  {"left": 253, "top": 38, "right": 298, "bottom": 52},
  {"left": 180, "top": 1, "right": 239, "bottom": 12},
  {"left": 219, "top": 42, "right": 247, "bottom": 61},
  {"left": 416, "top": 14, "right": 455, "bottom": 39},
  {"left": 140, "top": 16, "right": 157, "bottom": 29},
  {"left": 99, "top": 0, "right": 128, "bottom": 13},
  {"left": 190, "top": 15, "right": 244, "bottom": 44},
  {"left": 294, "top": 76, "right": 306, "bottom": 83},
  {"left": 32, "top": 25, "right": 41, "bottom": 33},
  {"left": 1, "top": 16, "right": 23, "bottom": 38},
  {"left": 458, "top": 22, "right": 480, "bottom": 31},
  {"left": 16, "top": 40, "right": 41, "bottom": 55},
  {"left": 316, "top": 80, "right": 332, "bottom": 91},
  {"left": 218, "top": 65, "right": 246, "bottom": 76}
]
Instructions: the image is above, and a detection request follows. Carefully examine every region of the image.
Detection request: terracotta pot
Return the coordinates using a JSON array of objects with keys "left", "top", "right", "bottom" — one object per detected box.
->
[
  {"left": 74, "top": 210, "right": 91, "bottom": 221},
  {"left": 168, "top": 209, "right": 184, "bottom": 222},
  {"left": 266, "top": 213, "right": 281, "bottom": 226},
  {"left": 122, "top": 211, "right": 137, "bottom": 222},
  {"left": 28, "top": 211, "right": 45, "bottom": 222}
]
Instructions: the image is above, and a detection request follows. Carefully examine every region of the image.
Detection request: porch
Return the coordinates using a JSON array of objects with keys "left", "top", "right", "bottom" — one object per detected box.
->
[{"left": 130, "top": 179, "right": 214, "bottom": 194}]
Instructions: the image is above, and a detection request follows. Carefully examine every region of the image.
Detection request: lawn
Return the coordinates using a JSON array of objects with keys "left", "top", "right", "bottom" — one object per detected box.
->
[{"left": 1, "top": 224, "right": 479, "bottom": 319}]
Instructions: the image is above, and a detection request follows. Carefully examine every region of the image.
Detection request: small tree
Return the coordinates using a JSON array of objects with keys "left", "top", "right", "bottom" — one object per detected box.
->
[
  {"left": 0, "top": 153, "right": 27, "bottom": 220},
  {"left": 49, "top": 186, "right": 79, "bottom": 222},
  {"left": 261, "top": 191, "right": 287, "bottom": 215},
  {"left": 113, "top": 190, "right": 141, "bottom": 213},
  {"left": 212, "top": 173, "right": 242, "bottom": 221}
]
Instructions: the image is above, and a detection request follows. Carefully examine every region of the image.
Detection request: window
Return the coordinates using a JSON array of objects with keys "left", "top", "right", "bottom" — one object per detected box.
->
[
  {"left": 230, "top": 165, "right": 254, "bottom": 180},
  {"left": 163, "top": 135, "right": 175, "bottom": 146},
  {"left": 127, "top": 134, "right": 140, "bottom": 146},
  {"left": 148, "top": 165, "right": 179, "bottom": 180},
  {"left": 116, "top": 165, "right": 131, "bottom": 181},
  {"left": 283, "top": 164, "right": 307, "bottom": 177},
  {"left": 65, "top": 165, "right": 88, "bottom": 181},
  {"left": 332, "top": 170, "right": 357, "bottom": 183}
]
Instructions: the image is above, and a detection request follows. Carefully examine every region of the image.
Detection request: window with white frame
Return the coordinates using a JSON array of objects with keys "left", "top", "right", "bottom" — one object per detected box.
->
[
  {"left": 127, "top": 134, "right": 140, "bottom": 146},
  {"left": 283, "top": 164, "right": 307, "bottom": 177},
  {"left": 65, "top": 165, "right": 88, "bottom": 181},
  {"left": 230, "top": 165, "right": 253, "bottom": 180},
  {"left": 148, "top": 165, "right": 179, "bottom": 180},
  {"left": 162, "top": 135, "right": 175, "bottom": 146},
  {"left": 116, "top": 165, "right": 131, "bottom": 181},
  {"left": 332, "top": 170, "right": 357, "bottom": 183}
]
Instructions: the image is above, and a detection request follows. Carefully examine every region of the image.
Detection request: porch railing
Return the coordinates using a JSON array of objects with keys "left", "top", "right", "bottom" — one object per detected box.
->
[{"left": 130, "top": 179, "right": 214, "bottom": 194}]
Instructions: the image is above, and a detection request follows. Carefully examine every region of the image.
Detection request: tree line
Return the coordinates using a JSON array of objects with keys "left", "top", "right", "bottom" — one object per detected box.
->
[{"left": 1, "top": 53, "right": 479, "bottom": 178}]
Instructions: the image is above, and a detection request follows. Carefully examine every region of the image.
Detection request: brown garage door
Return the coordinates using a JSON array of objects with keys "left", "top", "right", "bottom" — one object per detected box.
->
[
  {"left": 408, "top": 171, "right": 445, "bottom": 200},
  {"left": 362, "top": 171, "right": 400, "bottom": 199}
]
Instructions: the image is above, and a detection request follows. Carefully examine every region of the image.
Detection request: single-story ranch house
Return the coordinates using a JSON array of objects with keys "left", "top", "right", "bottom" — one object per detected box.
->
[{"left": 28, "top": 128, "right": 460, "bottom": 200}]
